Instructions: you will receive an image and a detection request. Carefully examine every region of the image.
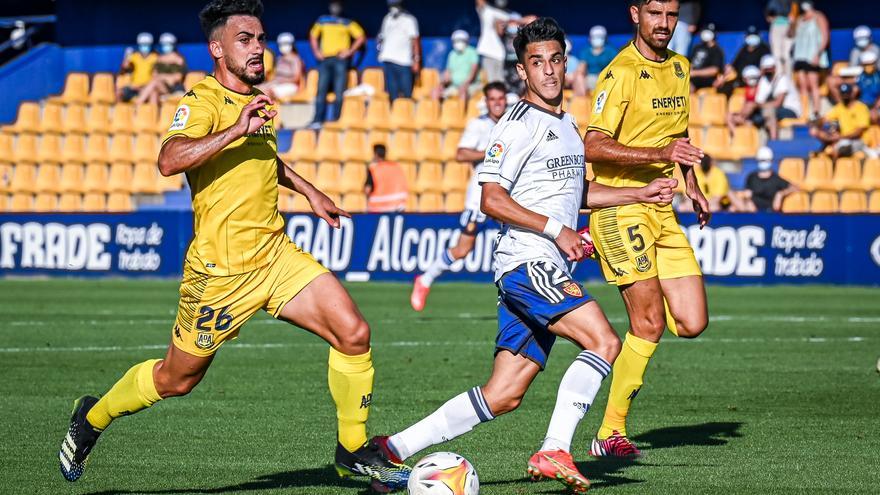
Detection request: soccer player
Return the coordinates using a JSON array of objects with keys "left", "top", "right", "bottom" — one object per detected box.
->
[
  {"left": 57, "top": 1, "right": 408, "bottom": 490},
  {"left": 584, "top": 0, "right": 711, "bottom": 458},
  {"left": 374, "top": 18, "right": 678, "bottom": 493},
  {"left": 410, "top": 81, "right": 508, "bottom": 311}
]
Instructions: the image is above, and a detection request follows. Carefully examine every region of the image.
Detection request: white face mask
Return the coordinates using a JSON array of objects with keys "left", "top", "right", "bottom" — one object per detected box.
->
[
  {"left": 801, "top": 2, "right": 813, "bottom": 12},
  {"left": 138, "top": 44, "right": 151, "bottom": 55},
  {"left": 745, "top": 77, "right": 759, "bottom": 87},
  {"left": 389, "top": 6, "right": 401, "bottom": 15},
  {"left": 453, "top": 40, "right": 467, "bottom": 52},
  {"left": 758, "top": 160, "right": 773, "bottom": 171},
  {"left": 279, "top": 43, "right": 293, "bottom": 55},
  {"left": 590, "top": 37, "right": 605, "bottom": 49},
  {"left": 701, "top": 30, "right": 715, "bottom": 43},
  {"left": 856, "top": 37, "right": 870, "bottom": 48},
  {"left": 745, "top": 35, "right": 761, "bottom": 48}
]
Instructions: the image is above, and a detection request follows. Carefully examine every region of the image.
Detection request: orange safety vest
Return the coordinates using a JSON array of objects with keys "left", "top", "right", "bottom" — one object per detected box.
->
[{"left": 367, "top": 161, "right": 409, "bottom": 212}]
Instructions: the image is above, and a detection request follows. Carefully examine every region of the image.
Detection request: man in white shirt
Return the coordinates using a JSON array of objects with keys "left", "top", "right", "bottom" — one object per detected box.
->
[
  {"left": 755, "top": 54, "right": 802, "bottom": 139},
  {"left": 375, "top": 18, "right": 677, "bottom": 494},
  {"left": 378, "top": 0, "right": 421, "bottom": 100},
  {"left": 849, "top": 25, "right": 880, "bottom": 70},
  {"left": 476, "top": 0, "right": 513, "bottom": 83}
]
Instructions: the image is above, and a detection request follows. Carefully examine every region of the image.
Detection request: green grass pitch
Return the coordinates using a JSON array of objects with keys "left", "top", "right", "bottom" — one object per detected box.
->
[{"left": 1, "top": 279, "right": 878, "bottom": 494}]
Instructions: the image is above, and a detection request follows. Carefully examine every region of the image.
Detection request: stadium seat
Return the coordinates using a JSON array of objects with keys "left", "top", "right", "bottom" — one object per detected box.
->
[
  {"left": 405, "top": 191, "right": 417, "bottom": 211},
  {"left": 0, "top": 133, "right": 12, "bottom": 164},
  {"left": 387, "top": 131, "right": 417, "bottom": 162},
  {"left": 339, "top": 130, "right": 372, "bottom": 163},
  {"left": 89, "top": 73, "right": 116, "bottom": 105},
  {"left": 869, "top": 190, "right": 880, "bottom": 213},
  {"left": 702, "top": 126, "right": 732, "bottom": 159},
  {"left": 312, "top": 129, "right": 342, "bottom": 162},
  {"left": 84, "top": 134, "right": 110, "bottom": 163},
  {"left": 82, "top": 192, "right": 107, "bottom": 211},
  {"left": 0, "top": 164, "right": 10, "bottom": 194},
  {"left": 801, "top": 156, "right": 834, "bottom": 191},
  {"left": 400, "top": 161, "right": 418, "bottom": 186},
  {"left": 442, "top": 161, "right": 471, "bottom": 193},
  {"left": 325, "top": 97, "right": 366, "bottom": 131},
  {"left": 466, "top": 97, "right": 482, "bottom": 120},
  {"left": 83, "top": 163, "right": 109, "bottom": 193},
  {"left": 444, "top": 191, "right": 465, "bottom": 212},
  {"left": 418, "top": 192, "right": 443, "bottom": 212},
  {"left": 729, "top": 125, "right": 759, "bottom": 159},
  {"left": 290, "top": 69, "right": 319, "bottom": 104},
  {"left": 412, "top": 99, "right": 441, "bottom": 131},
  {"left": 863, "top": 126, "right": 880, "bottom": 149},
  {"left": 50, "top": 73, "right": 90, "bottom": 105},
  {"left": 156, "top": 102, "right": 179, "bottom": 134},
  {"left": 369, "top": 130, "right": 390, "bottom": 148},
  {"left": 40, "top": 101, "right": 65, "bottom": 135},
  {"left": 355, "top": 97, "right": 392, "bottom": 132},
  {"left": 437, "top": 98, "right": 466, "bottom": 132},
  {"left": 440, "top": 130, "right": 463, "bottom": 162},
  {"left": 315, "top": 161, "right": 342, "bottom": 194},
  {"left": 862, "top": 158, "right": 880, "bottom": 190},
  {"left": 361, "top": 68, "right": 385, "bottom": 95},
  {"left": 341, "top": 192, "right": 367, "bottom": 212},
  {"left": 700, "top": 94, "right": 727, "bottom": 126},
  {"left": 33, "top": 192, "right": 57, "bottom": 212},
  {"left": 416, "top": 130, "right": 443, "bottom": 161},
  {"left": 10, "top": 163, "right": 37, "bottom": 193},
  {"left": 413, "top": 68, "right": 440, "bottom": 100},
  {"left": 778, "top": 158, "right": 805, "bottom": 187},
  {"left": 4, "top": 102, "right": 40, "bottom": 134},
  {"left": 12, "top": 134, "right": 38, "bottom": 165},
  {"left": 133, "top": 133, "right": 159, "bottom": 163},
  {"left": 133, "top": 104, "right": 159, "bottom": 135},
  {"left": 415, "top": 161, "right": 443, "bottom": 193},
  {"left": 569, "top": 96, "right": 591, "bottom": 125},
  {"left": 728, "top": 92, "right": 745, "bottom": 115},
  {"left": 293, "top": 161, "right": 317, "bottom": 183},
  {"left": 107, "top": 192, "right": 133, "bottom": 212},
  {"left": 389, "top": 98, "right": 417, "bottom": 130},
  {"left": 132, "top": 162, "right": 160, "bottom": 194},
  {"left": 810, "top": 191, "right": 838, "bottom": 213},
  {"left": 35, "top": 164, "right": 61, "bottom": 193},
  {"left": 282, "top": 129, "right": 317, "bottom": 162},
  {"left": 780, "top": 191, "right": 809, "bottom": 213},
  {"left": 61, "top": 103, "right": 88, "bottom": 135},
  {"left": 58, "top": 192, "right": 82, "bottom": 211},
  {"left": 839, "top": 190, "right": 867, "bottom": 213},
  {"left": 339, "top": 162, "right": 368, "bottom": 194},
  {"left": 37, "top": 134, "right": 63, "bottom": 165},
  {"left": 291, "top": 193, "right": 311, "bottom": 212},
  {"left": 184, "top": 71, "right": 206, "bottom": 91},
  {"left": 60, "top": 164, "right": 85, "bottom": 193},
  {"left": 10, "top": 192, "right": 33, "bottom": 211},
  {"left": 109, "top": 135, "right": 134, "bottom": 165},
  {"left": 110, "top": 104, "right": 136, "bottom": 136},
  {"left": 688, "top": 94, "right": 703, "bottom": 126},
  {"left": 85, "top": 104, "right": 111, "bottom": 135},
  {"left": 157, "top": 172, "right": 183, "bottom": 192},
  {"left": 0, "top": 193, "right": 6, "bottom": 211},
  {"left": 108, "top": 163, "right": 134, "bottom": 193},
  {"left": 831, "top": 157, "right": 863, "bottom": 191}
]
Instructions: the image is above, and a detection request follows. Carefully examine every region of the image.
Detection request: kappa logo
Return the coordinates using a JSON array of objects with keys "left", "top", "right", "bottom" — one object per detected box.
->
[
  {"left": 195, "top": 332, "right": 214, "bottom": 350},
  {"left": 673, "top": 61, "right": 686, "bottom": 79},
  {"left": 184, "top": 89, "right": 197, "bottom": 99},
  {"left": 174, "top": 325, "right": 182, "bottom": 340},
  {"left": 224, "top": 96, "right": 234, "bottom": 105},
  {"left": 604, "top": 70, "right": 614, "bottom": 80},
  {"left": 360, "top": 393, "right": 372, "bottom": 409},
  {"left": 561, "top": 281, "right": 583, "bottom": 298},
  {"left": 639, "top": 69, "right": 653, "bottom": 80},
  {"left": 546, "top": 130, "right": 559, "bottom": 142},
  {"left": 627, "top": 388, "right": 641, "bottom": 401},
  {"left": 612, "top": 266, "right": 628, "bottom": 277},
  {"left": 636, "top": 253, "right": 652, "bottom": 272}
]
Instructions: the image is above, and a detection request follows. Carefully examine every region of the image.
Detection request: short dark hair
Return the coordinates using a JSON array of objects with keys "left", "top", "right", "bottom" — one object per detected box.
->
[
  {"left": 629, "top": 0, "right": 675, "bottom": 7},
  {"left": 373, "top": 144, "right": 387, "bottom": 159},
  {"left": 199, "top": 0, "right": 264, "bottom": 40},
  {"left": 513, "top": 17, "right": 566, "bottom": 63},
  {"left": 483, "top": 81, "right": 507, "bottom": 96}
]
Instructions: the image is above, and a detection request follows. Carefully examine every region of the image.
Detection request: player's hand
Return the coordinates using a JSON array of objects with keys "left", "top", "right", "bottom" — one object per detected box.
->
[
  {"left": 661, "top": 138, "right": 704, "bottom": 168},
  {"left": 686, "top": 185, "right": 712, "bottom": 229},
  {"left": 234, "top": 94, "right": 277, "bottom": 138},
  {"left": 556, "top": 227, "right": 587, "bottom": 262},
  {"left": 640, "top": 178, "right": 678, "bottom": 205},
  {"left": 307, "top": 190, "right": 351, "bottom": 229}
]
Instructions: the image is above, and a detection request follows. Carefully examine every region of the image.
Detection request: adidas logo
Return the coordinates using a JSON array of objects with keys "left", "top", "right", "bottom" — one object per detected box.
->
[
  {"left": 640, "top": 70, "right": 652, "bottom": 80},
  {"left": 573, "top": 401, "right": 590, "bottom": 414},
  {"left": 546, "top": 130, "right": 559, "bottom": 142}
]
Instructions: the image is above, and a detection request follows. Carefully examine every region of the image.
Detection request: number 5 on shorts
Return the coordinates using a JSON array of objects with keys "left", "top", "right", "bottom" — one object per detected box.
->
[
  {"left": 627, "top": 226, "right": 645, "bottom": 252},
  {"left": 196, "top": 305, "right": 234, "bottom": 331}
]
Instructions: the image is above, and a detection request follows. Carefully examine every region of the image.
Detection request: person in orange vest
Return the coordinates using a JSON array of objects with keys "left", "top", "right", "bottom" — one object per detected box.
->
[{"left": 365, "top": 144, "right": 408, "bottom": 212}]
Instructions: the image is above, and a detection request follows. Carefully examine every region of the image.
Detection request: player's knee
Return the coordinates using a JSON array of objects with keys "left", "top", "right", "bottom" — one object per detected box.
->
[
  {"left": 630, "top": 312, "right": 666, "bottom": 340},
  {"left": 486, "top": 392, "right": 522, "bottom": 416},
  {"left": 336, "top": 318, "right": 371, "bottom": 355},
  {"left": 675, "top": 314, "right": 709, "bottom": 339},
  {"left": 595, "top": 334, "right": 622, "bottom": 362},
  {"left": 158, "top": 375, "right": 201, "bottom": 398}
]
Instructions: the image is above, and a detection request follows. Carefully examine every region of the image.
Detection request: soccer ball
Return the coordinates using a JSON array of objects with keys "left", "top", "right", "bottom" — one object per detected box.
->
[{"left": 407, "top": 452, "right": 479, "bottom": 495}]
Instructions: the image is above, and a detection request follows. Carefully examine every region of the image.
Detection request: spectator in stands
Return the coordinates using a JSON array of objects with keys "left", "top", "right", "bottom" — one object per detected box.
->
[
  {"left": 365, "top": 144, "right": 408, "bottom": 212},
  {"left": 742, "top": 146, "right": 798, "bottom": 212},
  {"left": 689, "top": 24, "right": 725, "bottom": 92},
  {"left": 726, "top": 65, "right": 762, "bottom": 133},
  {"left": 754, "top": 54, "right": 802, "bottom": 139},
  {"left": 501, "top": 13, "right": 537, "bottom": 95},
  {"left": 720, "top": 26, "right": 771, "bottom": 95},
  {"left": 810, "top": 83, "right": 873, "bottom": 158},
  {"left": 856, "top": 51, "right": 880, "bottom": 124},
  {"left": 258, "top": 33, "right": 304, "bottom": 102},
  {"left": 309, "top": 1, "right": 366, "bottom": 129},
  {"left": 850, "top": 26, "right": 880, "bottom": 69},
  {"left": 136, "top": 33, "right": 187, "bottom": 105},
  {"left": 432, "top": 30, "right": 480, "bottom": 101},
  {"left": 679, "top": 154, "right": 732, "bottom": 213},
  {"left": 378, "top": 0, "right": 421, "bottom": 101},
  {"left": 476, "top": 0, "right": 517, "bottom": 84},
  {"left": 563, "top": 38, "right": 579, "bottom": 90},
  {"left": 118, "top": 32, "right": 157, "bottom": 102},
  {"left": 670, "top": 0, "right": 701, "bottom": 56},
  {"left": 791, "top": 0, "right": 829, "bottom": 119},
  {"left": 765, "top": 0, "right": 794, "bottom": 77},
  {"left": 575, "top": 25, "right": 617, "bottom": 95}
]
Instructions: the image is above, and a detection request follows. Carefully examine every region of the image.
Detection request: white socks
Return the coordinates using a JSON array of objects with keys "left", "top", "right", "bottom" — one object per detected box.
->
[
  {"left": 388, "top": 386, "right": 494, "bottom": 460},
  {"left": 540, "top": 350, "right": 611, "bottom": 453},
  {"left": 420, "top": 249, "right": 455, "bottom": 287}
]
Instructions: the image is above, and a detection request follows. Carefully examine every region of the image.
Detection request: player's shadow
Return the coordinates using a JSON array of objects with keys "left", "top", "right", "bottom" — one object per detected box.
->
[
  {"left": 83, "top": 465, "right": 374, "bottom": 495},
  {"left": 632, "top": 421, "right": 744, "bottom": 450}
]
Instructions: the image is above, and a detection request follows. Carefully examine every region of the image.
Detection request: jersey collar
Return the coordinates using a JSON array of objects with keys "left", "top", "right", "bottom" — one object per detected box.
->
[
  {"left": 207, "top": 74, "right": 257, "bottom": 97},
  {"left": 522, "top": 99, "right": 565, "bottom": 120},
  {"left": 629, "top": 41, "right": 672, "bottom": 67}
]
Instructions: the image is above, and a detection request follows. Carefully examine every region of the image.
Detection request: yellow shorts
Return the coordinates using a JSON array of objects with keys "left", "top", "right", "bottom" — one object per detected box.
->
[
  {"left": 172, "top": 236, "right": 329, "bottom": 357},
  {"left": 589, "top": 204, "right": 702, "bottom": 286}
]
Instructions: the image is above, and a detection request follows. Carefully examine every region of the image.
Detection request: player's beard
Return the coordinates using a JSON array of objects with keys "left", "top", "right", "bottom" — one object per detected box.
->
[
  {"left": 226, "top": 55, "right": 265, "bottom": 86},
  {"left": 645, "top": 27, "right": 672, "bottom": 51}
]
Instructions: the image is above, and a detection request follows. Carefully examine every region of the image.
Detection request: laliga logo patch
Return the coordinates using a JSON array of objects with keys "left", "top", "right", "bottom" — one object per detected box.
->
[
  {"left": 594, "top": 91, "right": 607, "bottom": 114},
  {"left": 561, "top": 281, "right": 583, "bottom": 298},
  {"left": 196, "top": 332, "right": 214, "bottom": 349},
  {"left": 169, "top": 105, "right": 190, "bottom": 131},
  {"left": 871, "top": 235, "right": 880, "bottom": 267},
  {"left": 636, "top": 253, "right": 651, "bottom": 272},
  {"left": 487, "top": 142, "right": 504, "bottom": 159}
]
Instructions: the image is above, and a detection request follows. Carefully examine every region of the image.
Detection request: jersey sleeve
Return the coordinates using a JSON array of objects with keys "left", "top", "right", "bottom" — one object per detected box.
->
[
  {"left": 587, "top": 64, "right": 633, "bottom": 137},
  {"left": 309, "top": 22, "right": 322, "bottom": 40},
  {"left": 162, "top": 89, "right": 218, "bottom": 144},
  {"left": 477, "top": 119, "right": 531, "bottom": 190},
  {"left": 349, "top": 20, "right": 365, "bottom": 39},
  {"left": 457, "top": 119, "right": 485, "bottom": 150}
]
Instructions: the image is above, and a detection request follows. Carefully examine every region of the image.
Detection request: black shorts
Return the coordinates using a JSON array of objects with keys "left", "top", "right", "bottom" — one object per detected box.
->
[{"left": 794, "top": 61, "right": 823, "bottom": 73}]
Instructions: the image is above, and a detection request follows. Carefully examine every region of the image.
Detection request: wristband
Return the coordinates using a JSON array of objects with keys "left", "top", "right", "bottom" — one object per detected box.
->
[{"left": 542, "top": 217, "right": 564, "bottom": 239}]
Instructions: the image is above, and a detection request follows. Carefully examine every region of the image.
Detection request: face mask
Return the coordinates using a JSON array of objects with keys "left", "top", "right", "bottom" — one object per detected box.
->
[
  {"left": 856, "top": 38, "right": 870, "bottom": 48},
  {"left": 758, "top": 160, "right": 773, "bottom": 171},
  {"left": 495, "top": 0, "right": 508, "bottom": 8},
  {"left": 590, "top": 37, "right": 604, "bottom": 49},
  {"left": 453, "top": 40, "right": 467, "bottom": 52},
  {"left": 764, "top": 71, "right": 775, "bottom": 80},
  {"left": 745, "top": 78, "right": 759, "bottom": 87},
  {"left": 700, "top": 30, "right": 715, "bottom": 43},
  {"left": 329, "top": 4, "right": 342, "bottom": 16},
  {"left": 801, "top": 2, "right": 813, "bottom": 12},
  {"left": 159, "top": 44, "right": 173, "bottom": 54},
  {"left": 745, "top": 35, "right": 761, "bottom": 48},
  {"left": 389, "top": 6, "right": 401, "bottom": 15},
  {"left": 138, "top": 44, "right": 151, "bottom": 55},
  {"left": 279, "top": 43, "right": 293, "bottom": 55},
  {"left": 506, "top": 24, "right": 518, "bottom": 35}
]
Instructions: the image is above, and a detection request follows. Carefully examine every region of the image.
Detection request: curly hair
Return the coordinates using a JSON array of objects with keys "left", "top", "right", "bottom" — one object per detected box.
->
[
  {"left": 513, "top": 17, "right": 566, "bottom": 63},
  {"left": 199, "top": 0, "right": 264, "bottom": 39}
]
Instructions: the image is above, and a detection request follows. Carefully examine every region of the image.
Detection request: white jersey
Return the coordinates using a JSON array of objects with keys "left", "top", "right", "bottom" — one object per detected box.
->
[
  {"left": 458, "top": 114, "right": 498, "bottom": 212},
  {"left": 477, "top": 100, "right": 585, "bottom": 281}
]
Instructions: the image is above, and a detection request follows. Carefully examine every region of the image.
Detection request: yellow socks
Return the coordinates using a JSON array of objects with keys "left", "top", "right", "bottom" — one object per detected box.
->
[
  {"left": 86, "top": 359, "right": 162, "bottom": 431},
  {"left": 328, "top": 347, "right": 374, "bottom": 452},
  {"left": 664, "top": 297, "right": 679, "bottom": 336},
  {"left": 598, "top": 333, "right": 657, "bottom": 439}
]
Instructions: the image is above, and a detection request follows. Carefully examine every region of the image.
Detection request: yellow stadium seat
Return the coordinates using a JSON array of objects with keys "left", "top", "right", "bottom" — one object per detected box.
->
[
  {"left": 90, "top": 73, "right": 116, "bottom": 105},
  {"left": 418, "top": 192, "right": 443, "bottom": 212},
  {"left": 778, "top": 158, "right": 805, "bottom": 187},
  {"left": 341, "top": 192, "right": 367, "bottom": 212},
  {"left": 369, "top": 130, "right": 390, "bottom": 148},
  {"left": 340, "top": 162, "right": 368, "bottom": 194},
  {"left": 400, "top": 161, "right": 418, "bottom": 186},
  {"left": 61, "top": 103, "right": 88, "bottom": 135},
  {"left": 729, "top": 125, "right": 759, "bottom": 159},
  {"left": 315, "top": 161, "right": 342, "bottom": 194},
  {"left": 82, "top": 192, "right": 106, "bottom": 211},
  {"left": 312, "top": 129, "right": 342, "bottom": 162},
  {"left": 869, "top": 190, "right": 880, "bottom": 213},
  {"left": 413, "top": 68, "right": 441, "bottom": 100},
  {"left": 444, "top": 191, "right": 465, "bottom": 212},
  {"left": 85, "top": 104, "right": 111, "bottom": 135},
  {"left": 184, "top": 71, "right": 206, "bottom": 91},
  {"left": 839, "top": 190, "right": 867, "bottom": 213},
  {"left": 389, "top": 98, "right": 416, "bottom": 130},
  {"left": 132, "top": 162, "right": 160, "bottom": 194},
  {"left": 156, "top": 102, "right": 179, "bottom": 134},
  {"left": 282, "top": 129, "right": 317, "bottom": 162},
  {"left": 0, "top": 193, "right": 6, "bottom": 211},
  {"left": 60, "top": 164, "right": 85, "bottom": 193},
  {"left": 291, "top": 193, "right": 311, "bottom": 212},
  {"left": 10, "top": 164, "right": 37, "bottom": 193},
  {"left": 355, "top": 97, "right": 392, "bottom": 132},
  {"left": 780, "top": 191, "right": 809, "bottom": 213},
  {"left": 108, "top": 163, "right": 134, "bottom": 193},
  {"left": 290, "top": 69, "right": 319, "bottom": 104},
  {"left": 569, "top": 96, "right": 591, "bottom": 124},
  {"left": 831, "top": 157, "right": 863, "bottom": 191},
  {"left": 0, "top": 133, "right": 12, "bottom": 164},
  {"left": 387, "top": 131, "right": 417, "bottom": 162},
  {"left": 84, "top": 134, "right": 110, "bottom": 163},
  {"left": 58, "top": 192, "right": 82, "bottom": 212},
  {"left": 50, "top": 73, "right": 90, "bottom": 105},
  {"left": 293, "top": 161, "right": 317, "bottom": 184},
  {"left": 110, "top": 104, "right": 135, "bottom": 136},
  {"left": 133, "top": 134, "right": 159, "bottom": 164},
  {"left": 33, "top": 192, "right": 57, "bottom": 212},
  {"left": 416, "top": 130, "right": 442, "bottom": 161},
  {"left": 37, "top": 134, "right": 63, "bottom": 165},
  {"left": 10, "top": 192, "right": 33, "bottom": 211},
  {"left": 339, "top": 130, "right": 372, "bottom": 163},
  {"left": 802, "top": 156, "right": 834, "bottom": 191},
  {"left": 728, "top": 92, "right": 746, "bottom": 115},
  {"left": 109, "top": 135, "right": 134, "bottom": 164},
  {"left": 405, "top": 191, "right": 417, "bottom": 211},
  {"left": 415, "top": 161, "right": 443, "bottom": 193},
  {"left": 0, "top": 164, "right": 10, "bottom": 194},
  {"left": 4, "top": 102, "right": 40, "bottom": 134},
  {"left": 863, "top": 126, "right": 880, "bottom": 148},
  {"left": 39, "top": 101, "right": 65, "bottom": 135},
  {"left": 133, "top": 104, "right": 159, "bottom": 135},
  {"left": 442, "top": 161, "right": 471, "bottom": 193},
  {"left": 83, "top": 163, "right": 109, "bottom": 193},
  {"left": 107, "top": 192, "right": 133, "bottom": 212},
  {"left": 466, "top": 97, "right": 482, "bottom": 120},
  {"left": 35, "top": 164, "right": 61, "bottom": 193},
  {"left": 437, "top": 98, "right": 466, "bottom": 132},
  {"left": 702, "top": 126, "right": 732, "bottom": 159},
  {"left": 862, "top": 158, "right": 880, "bottom": 190},
  {"left": 412, "top": 99, "right": 440, "bottom": 131},
  {"left": 325, "top": 97, "right": 366, "bottom": 131},
  {"left": 440, "top": 130, "right": 463, "bottom": 161},
  {"left": 13, "top": 134, "right": 38, "bottom": 165},
  {"left": 700, "top": 93, "right": 727, "bottom": 126},
  {"left": 810, "top": 191, "right": 838, "bottom": 213},
  {"left": 157, "top": 172, "right": 183, "bottom": 192},
  {"left": 361, "top": 68, "right": 385, "bottom": 95},
  {"left": 688, "top": 94, "right": 703, "bottom": 126}
]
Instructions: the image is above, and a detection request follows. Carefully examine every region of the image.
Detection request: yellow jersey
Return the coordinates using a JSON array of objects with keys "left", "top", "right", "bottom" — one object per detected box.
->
[
  {"left": 163, "top": 75, "right": 284, "bottom": 276},
  {"left": 309, "top": 15, "right": 365, "bottom": 57},
  {"left": 128, "top": 52, "right": 158, "bottom": 87},
  {"left": 694, "top": 166, "right": 730, "bottom": 199},
  {"left": 588, "top": 42, "right": 691, "bottom": 198},
  {"left": 824, "top": 101, "right": 871, "bottom": 137}
]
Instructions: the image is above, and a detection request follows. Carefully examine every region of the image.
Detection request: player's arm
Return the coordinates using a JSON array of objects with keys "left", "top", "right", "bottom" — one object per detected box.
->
[
  {"left": 277, "top": 156, "right": 350, "bottom": 228},
  {"left": 456, "top": 148, "right": 486, "bottom": 162},
  {"left": 584, "top": 131, "right": 703, "bottom": 168},
  {"left": 158, "top": 95, "right": 276, "bottom": 177},
  {"left": 583, "top": 178, "right": 678, "bottom": 209}
]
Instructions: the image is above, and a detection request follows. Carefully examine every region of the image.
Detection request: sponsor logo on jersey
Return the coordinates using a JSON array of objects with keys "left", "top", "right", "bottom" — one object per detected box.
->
[
  {"left": 183, "top": 89, "right": 197, "bottom": 99},
  {"left": 224, "top": 96, "right": 234, "bottom": 105},
  {"left": 639, "top": 69, "right": 653, "bottom": 80},
  {"left": 652, "top": 96, "right": 687, "bottom": 110},
  {"left": 561, "top": 281, "right": 583, "bottom": 298},
  {"left": 487, "top": 142, "right": 504, "bottom": 159},
  {"left": 636, "top": 253, "right": 652, "bottom": 272},
  {"left": 169, "top": 105, "right": 190, "bottom": 131},
  {"left": 594, "top": 90, "right": 608, "bottom": 114},
  {"left": 196, "top": 332, "right": 214, "bottom": 349},
  {"left": 546, "top": 130, "right": 559, "bottom": 142},
  {"left": 674, "top": 61, "right": 685, "bottom": 79}
]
